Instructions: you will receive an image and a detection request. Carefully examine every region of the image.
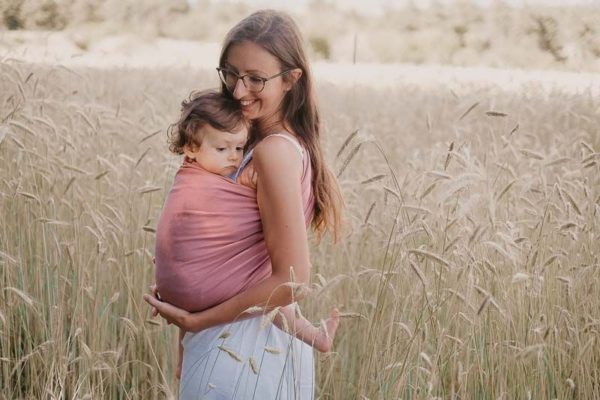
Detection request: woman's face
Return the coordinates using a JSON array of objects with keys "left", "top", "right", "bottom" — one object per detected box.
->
[{"left": 224, "top": 41, "right": 292, "bottom": 126}]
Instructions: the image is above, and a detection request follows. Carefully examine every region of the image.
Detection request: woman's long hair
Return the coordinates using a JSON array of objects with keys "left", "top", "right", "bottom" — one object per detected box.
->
[{"left": 218, "top": 9, "right": 343, "bottom": 241}]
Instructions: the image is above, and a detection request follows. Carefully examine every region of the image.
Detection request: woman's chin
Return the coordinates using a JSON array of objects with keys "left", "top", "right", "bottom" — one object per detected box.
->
[
  {"left": 242, "top": 109, "right": 257, "bottom": 120},
  {"left": 241, "top": 101, "right": 261, "bottom": 119}
]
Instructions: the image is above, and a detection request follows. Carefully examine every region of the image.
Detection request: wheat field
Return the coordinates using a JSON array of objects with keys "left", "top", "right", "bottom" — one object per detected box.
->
[{"left": 0, "top": 60, "right": 599, "bottom": 399}]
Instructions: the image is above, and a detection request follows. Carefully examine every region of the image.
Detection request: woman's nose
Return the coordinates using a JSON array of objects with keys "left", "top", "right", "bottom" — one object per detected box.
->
[{"left": 232, "top": 78, "right": 248, "bottom": 99}]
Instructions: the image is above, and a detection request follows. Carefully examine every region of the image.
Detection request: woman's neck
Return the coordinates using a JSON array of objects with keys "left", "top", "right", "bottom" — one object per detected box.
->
[{"left": 254, "top": 114, "right": 289, "bottom": 138}]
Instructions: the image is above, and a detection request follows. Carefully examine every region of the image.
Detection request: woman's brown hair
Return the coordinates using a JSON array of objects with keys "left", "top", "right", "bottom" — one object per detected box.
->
[
  {"left": 218, "top": 10, "right": 343, "bottom": 240},
  {"left": 168, "top": 90, "right": 246, "bottom": 155}
]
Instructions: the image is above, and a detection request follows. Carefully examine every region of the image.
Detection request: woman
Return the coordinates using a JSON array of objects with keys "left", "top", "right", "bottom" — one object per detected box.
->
[{"left": 144, "top": 9, "right": 342, "bottom": 399}]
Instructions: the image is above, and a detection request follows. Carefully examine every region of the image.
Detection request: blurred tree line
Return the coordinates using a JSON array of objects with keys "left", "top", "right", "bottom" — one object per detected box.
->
[
  {"left": 1, "top": 0, "right": 599, "bottom": 71},
  {"left": 2, "top": 0, "right": 200, "bottom": 34}
]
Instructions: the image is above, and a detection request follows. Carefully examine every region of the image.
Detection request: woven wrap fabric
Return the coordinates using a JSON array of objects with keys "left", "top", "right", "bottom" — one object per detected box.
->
[{"left": 155, "top": 148, "right": 313, "bottom": 312}]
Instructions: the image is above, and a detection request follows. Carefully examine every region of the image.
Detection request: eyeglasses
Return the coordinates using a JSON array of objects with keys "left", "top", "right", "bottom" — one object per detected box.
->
[{"left": 216, "top": 67, "right": 293, "bottom": 93}]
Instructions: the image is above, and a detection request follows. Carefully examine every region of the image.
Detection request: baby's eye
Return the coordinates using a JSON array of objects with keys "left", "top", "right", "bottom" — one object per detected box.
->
[
  {"left": 216, "top": 148, "right": 225, "bottom": 152},
  {"left": 236, "top": 147, "right": 244, "bottom": 151}
]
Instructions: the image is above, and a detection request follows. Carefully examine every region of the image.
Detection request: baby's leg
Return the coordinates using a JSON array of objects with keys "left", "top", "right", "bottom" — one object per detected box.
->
[
  {"left": 314, "top": 307, "right": 340, "bottom": 353},
  {"left": 177, "top": 328, "right": 185, "bottom": 379},
  {"left": 274, "top": 304, "right": 340, "bottom": 353}
]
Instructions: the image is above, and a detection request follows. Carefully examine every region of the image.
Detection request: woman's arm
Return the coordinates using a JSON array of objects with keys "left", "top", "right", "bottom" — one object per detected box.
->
[{"left": 144, "top": 136, "right": 311, "bottom": 332}]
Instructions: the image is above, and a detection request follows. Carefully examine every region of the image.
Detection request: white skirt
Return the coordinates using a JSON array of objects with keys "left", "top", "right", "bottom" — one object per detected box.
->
[{"left": 179, "top": 315, "right": 314, "bottom": 400}]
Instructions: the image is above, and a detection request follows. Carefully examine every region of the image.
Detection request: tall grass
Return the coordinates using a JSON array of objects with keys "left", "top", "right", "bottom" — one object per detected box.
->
[{"left": 1, "top": 61, "right": 599, "bottom": 399}]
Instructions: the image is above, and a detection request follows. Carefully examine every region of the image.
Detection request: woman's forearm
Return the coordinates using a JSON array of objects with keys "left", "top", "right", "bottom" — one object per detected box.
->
[{"left": 186, "top": 271, "right": 306, "bottom": 332}]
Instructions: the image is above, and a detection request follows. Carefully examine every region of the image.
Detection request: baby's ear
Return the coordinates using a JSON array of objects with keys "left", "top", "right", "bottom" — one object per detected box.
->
[{"left": 182, "top": 145, "right": 197, "bottom": 160}]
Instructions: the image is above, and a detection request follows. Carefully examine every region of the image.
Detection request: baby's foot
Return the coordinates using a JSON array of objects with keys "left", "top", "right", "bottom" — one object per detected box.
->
[{"left": 314, "top": 308, "right": 340, "bottom": 353}]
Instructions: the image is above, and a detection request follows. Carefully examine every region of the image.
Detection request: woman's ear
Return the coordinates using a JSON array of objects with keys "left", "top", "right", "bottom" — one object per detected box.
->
[{"left": 284, "top": 68, "right": 303, "bottom": 91}]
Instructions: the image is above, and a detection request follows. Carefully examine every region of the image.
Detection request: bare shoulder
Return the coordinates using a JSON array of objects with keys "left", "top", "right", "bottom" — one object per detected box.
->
[{"left": 252, "top": 135, "right": 303, "bottom": 178}]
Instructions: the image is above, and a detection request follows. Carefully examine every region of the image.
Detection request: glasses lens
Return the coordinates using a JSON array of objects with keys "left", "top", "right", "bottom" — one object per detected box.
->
[
  {"left": 218, "top": 69, "right": 238, "bottom": 91},
  {"left": 245, "top": 75, "right": 265, "bottom": 92}
]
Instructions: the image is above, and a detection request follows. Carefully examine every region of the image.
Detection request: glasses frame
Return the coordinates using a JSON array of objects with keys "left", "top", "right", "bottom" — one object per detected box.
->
[{"left": 216, "top": 67, "right": 293, "bottom": 93}]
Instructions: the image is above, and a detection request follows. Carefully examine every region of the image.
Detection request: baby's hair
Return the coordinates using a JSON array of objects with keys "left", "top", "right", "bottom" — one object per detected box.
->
[{"left": 168, "top": 90, "right": 246, "bottom": 155}]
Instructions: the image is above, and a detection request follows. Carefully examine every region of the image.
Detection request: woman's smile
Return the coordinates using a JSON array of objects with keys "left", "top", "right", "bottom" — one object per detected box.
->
[
  {"left": 239, "top": 98, "right": 259, "bottom": 114},
  {"left": 240, "top": 99, "right": 257, "bottom": 106}
]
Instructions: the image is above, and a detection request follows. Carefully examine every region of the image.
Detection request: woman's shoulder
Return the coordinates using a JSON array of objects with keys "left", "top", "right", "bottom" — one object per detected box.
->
[
  {"left": 252, "top": 133, "right": 304, "bottom": 177},
  {"left": 254, "top": 133, "right": 303, "bottom": 159}
]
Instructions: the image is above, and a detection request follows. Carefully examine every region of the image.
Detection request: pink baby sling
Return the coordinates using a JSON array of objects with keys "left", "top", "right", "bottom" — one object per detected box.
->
[{"left": 155, "top": 134, "right": 314, "bottom": 312}]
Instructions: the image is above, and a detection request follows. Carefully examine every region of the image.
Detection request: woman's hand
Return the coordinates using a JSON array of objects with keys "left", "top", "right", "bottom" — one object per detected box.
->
[
  {"left": 237, "top": 163, "right": 257, "bottom": 189},
  {"left": 143, "top": 286, "right": 198, "bottom": 331},
  {"left": 146, "top": 283, "right": 159, "bottom": 317}
]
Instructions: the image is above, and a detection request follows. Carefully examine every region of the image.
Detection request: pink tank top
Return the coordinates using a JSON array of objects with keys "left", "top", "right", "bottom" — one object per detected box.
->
[{"left": 155, "top": 134, "right": 314, "bottom": 312}]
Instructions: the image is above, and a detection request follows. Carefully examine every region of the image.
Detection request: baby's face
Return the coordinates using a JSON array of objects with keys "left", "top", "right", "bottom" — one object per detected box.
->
[{"left": 185, "top": 124, "right": 247, "bottom": 176}]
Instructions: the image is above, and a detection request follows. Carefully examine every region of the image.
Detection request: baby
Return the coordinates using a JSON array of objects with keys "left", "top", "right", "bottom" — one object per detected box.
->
[{"left": 156, "top": 90, "right": 339, "bottom": 378}]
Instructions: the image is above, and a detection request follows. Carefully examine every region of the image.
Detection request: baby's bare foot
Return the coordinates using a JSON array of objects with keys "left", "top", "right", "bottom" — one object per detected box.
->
[{"left": 314, "top": 308, "right": 340, "bottom": 353}]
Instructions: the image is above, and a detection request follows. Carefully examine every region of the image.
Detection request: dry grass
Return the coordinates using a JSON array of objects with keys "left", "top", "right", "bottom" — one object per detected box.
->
[{"left": 1, "top": 60, "right": 599, "bottom": 399}]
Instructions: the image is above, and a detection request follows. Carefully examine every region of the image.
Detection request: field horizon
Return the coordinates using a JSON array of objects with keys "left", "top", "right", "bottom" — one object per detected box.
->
[{"left": 3, "top": 29, "right": 600, "bottom": 99}]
